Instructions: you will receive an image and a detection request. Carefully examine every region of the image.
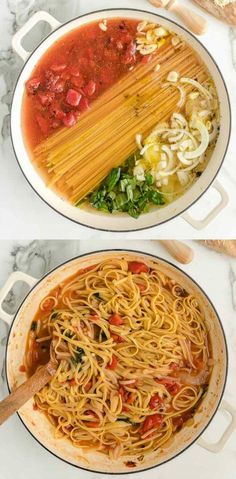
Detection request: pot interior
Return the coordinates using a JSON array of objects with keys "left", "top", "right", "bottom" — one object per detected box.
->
[
  {"left": 11, "top": 9, "right": 231, "bottom": 231},
  {"left": 6, "top": 250, "right": 227, "bottom": 473}
]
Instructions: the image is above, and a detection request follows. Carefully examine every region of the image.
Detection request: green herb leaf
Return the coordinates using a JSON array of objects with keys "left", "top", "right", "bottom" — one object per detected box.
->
[{"left": 31, "top": 321, "right": 37, "bottom": 331}]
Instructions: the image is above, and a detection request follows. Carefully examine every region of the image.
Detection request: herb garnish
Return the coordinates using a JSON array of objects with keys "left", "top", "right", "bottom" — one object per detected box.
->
[{"left": 88, "top": 153, "right": 165, "bottom": 218}]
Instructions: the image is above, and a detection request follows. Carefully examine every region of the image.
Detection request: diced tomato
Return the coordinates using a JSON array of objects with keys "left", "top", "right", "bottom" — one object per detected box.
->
[
  {"left": 142, "top": 414, "right": 163, "bottom": 433},
  {"left": 149, "top": 394, "right": 164, "bottom": 410},
  {"left": 170, "top": 362, "right": 178, "bottom": 370},
  {"left": 84, "top": 421, "right": 99, "bottom": 427},
  {"left": 128, "top": 262, "right": 149, "bottom": 274},
  {"left": 71, "top": 75, "right": 85, "bottom": 88},
  {"left": 110, "top": 333, "right": 124, "bottom": 343},
  {"left": 122, "top": 405, "right": 129, "bottom": 412},
  {"left": 106, "top": 355, "right": 118, "bottom": 370},
  {"left": 79, "top": 96, "right": 90, "bottom": 112},
  {"left": 50, "top": 63, "right": 67, "bottom": 72},
  {"left": 52, "top": 79, "right": 65, "bottom": 93},
  {"left": 26, "top": 78, "right": 40, "bottom": 93},
  {"left": 84, "top": 381, "right": 92, "bottom": 392},
  {"left": 83, "top": 80, "right": 96, "bottom": 96},
  {"left": 69, "top": 378, "right": 76, "bottom": 386},
  {"left": 137, "top": 283, "right": 146, "bottom": 292},
  {"left": 51, "top": 119, "right": 61, "bottom": 129},
  {"left": 68, "top": 66, "right": 81, "bottom": 77},
  {"left": 126, "top": 393, "right": 135, "bottom": 405},
  {"left": 109, "top": 313, "right": 123, "bottom": 326},
  {"left": 36, "top": 115, "right": 49, "bottom": 134},
  {"left": 63, "top": 112, "right": 77, "bottom": 127},
  {"left": 66, "top": 89, "right": 82, "bottom": 107},
  {"left": 19, "top": 364, "right": 26, "bottom": 372},
  {"left": 53, "top": 108, "right": 66, "bottom": 121},
  {"left": 157, "top": 378, "right": 181, "bottom": 396},
  {"left": 141, "top": 54, "right": 153, "bottom": 64},
  {"left": 38, "top": 91, "right": 55, "bottom": 106}
]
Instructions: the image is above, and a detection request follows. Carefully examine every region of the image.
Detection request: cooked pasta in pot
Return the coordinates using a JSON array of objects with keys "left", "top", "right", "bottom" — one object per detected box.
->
[{"left": 25, "top": 258, "right": 212, "bottom": 459}]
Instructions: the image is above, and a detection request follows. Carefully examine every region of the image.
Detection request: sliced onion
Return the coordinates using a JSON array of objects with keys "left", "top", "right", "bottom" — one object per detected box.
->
[
  {"left": 178, "top": 368, "right": 209, "bottom": 386},
  {"left": 209, "top": 119, "right": 219, "bottom": 142},
  {"left": 180, "top": 77, "right": 213, "bottom": 99},
  {"left": 182, "top": 120, "right": 209, "bottom": 160},
  {"left": 177, "top": 171, "right": 190, "bottom": 185}
]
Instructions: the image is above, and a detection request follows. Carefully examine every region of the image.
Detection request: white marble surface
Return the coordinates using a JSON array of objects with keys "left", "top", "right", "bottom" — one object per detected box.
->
[
  {"left": 0, "top": 239, "right": 236, "bottom": 479},
  {"left": 0, "top": 0, "right": 235, "bottom": 239}
]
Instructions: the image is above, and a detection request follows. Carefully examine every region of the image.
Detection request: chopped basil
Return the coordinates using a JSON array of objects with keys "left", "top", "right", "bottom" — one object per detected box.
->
[
  {"left": 88, "top": 153, "right": 165, "bottom": 218},
  {"left": 71, "top": 347, "right": 85, "bottom": 365},
  {"left": 31, "top": 321, "right": 37, "bottom": 331}
]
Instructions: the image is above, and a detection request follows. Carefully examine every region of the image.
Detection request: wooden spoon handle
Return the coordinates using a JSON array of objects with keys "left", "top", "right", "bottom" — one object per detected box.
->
[
  {"left": 0, "top": 360, "right": 57, "bottom": 426},
  {"left": 160, "top": 240, "right": 194, "bottom": 264},
  {"left": 167, "top": 1, "right": 208, "bottom": 35}
]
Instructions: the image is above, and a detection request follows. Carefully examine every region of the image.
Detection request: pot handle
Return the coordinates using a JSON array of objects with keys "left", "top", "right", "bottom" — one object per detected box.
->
[
  {"left": 197, "top": 400, "right": 236, "bottom": 453},
  {"left": 182, "top": 180, "right": 229, "bottom": 230},
  {"left": 12, "top": 11, "right": 62, "bottom": 62},
  {"left": 0, "top": 271, "right": 37, "bottom": 325}
]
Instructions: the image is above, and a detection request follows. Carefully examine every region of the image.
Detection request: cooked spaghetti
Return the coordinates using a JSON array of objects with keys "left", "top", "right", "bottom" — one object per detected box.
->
[
  {"left": 23, "top": 18, "right": 220, "bottom": 216},
  {"left": 25, "top": 258, "right": 212, "bottom": 460}
]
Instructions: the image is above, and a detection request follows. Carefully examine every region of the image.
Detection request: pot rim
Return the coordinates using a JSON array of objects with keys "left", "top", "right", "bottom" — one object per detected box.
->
[
  {"left": 5, "top": 248, "right": 229, "bottom": 474},
  {"left": 10, "top": 8, "right": 232, "bottom": 233}
]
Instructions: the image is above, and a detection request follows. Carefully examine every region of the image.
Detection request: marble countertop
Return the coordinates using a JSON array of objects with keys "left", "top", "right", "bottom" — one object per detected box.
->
[
  {"left": 0, "top": 239, "right": 236, "bottom": 479},
  {"left": 0, "top": 0, "right": 236, "bottom": 239}
]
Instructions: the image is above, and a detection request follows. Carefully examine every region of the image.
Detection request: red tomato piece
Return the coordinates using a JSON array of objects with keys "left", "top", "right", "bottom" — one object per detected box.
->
[
  {"left": 51, "top": 120, "right": 61, "bottom": 129},
  {"left": 26, "top": 78, "right": 40, "bottom": 93},
  {"left": 79, "top": 97, "right": 90, "bottom": 112},
  {"left": 109, "top": 313, "right": 123, "bottom": 326},
  {"left": 36, "top": 115, "right": 49, "bottom": 134},
  {"left": 157, "top": 378, "right": 181, "bottom": 396},
  {"left": 106, "top": 355, "right": 118, "bottom": 370},
  {"left": 71, "top": 75, "right": 85, "bottom": 88},
  {"left": 38, "top": 91, "right": 55, "bottom": 106},
  {"left": 66, "top": 89, "right": 82, "bottom": 107},
  {"left": 141, "top": 54, "right": 153, "bottom": 64},
  {"left": 68, "top": 66, "right": 81, "bottom": 77},
  {"left": 54, "top": 108, "right": 66, "bottom": 121},
  {"left": 63, "top": 112, "right": 77, "bottom": 127},
  {"left": 126, "top": 393, "right": 135, "bottom": 405},
  {"left": 128, "top": 262, "right": 149, "bottom": 274},
  {"left": 137, "top": 283, "right": 146, "bottom": 292},
  {"left": 83, "top": 80, "right": 96, "bottom": 96},
  {"left": 69, "top": 378, "right": 76, "bottom": 386},
  {"left": 84, "top": 381, "right": 92, "bottom": 392},
  {"left": 84, "top": 421, "right": 99, "bottom": 427},
  {"left": 52, "top": 79, "right": 65, "bottom": 93},
  {"left": 50, "top": 63, "right": 67, "bottom": 72},
  {"left": 142, "top": 414, "right": 163, "bottom": 433},
  {"left": 149, "top": 394, "right": 164, "bottom": 410}
]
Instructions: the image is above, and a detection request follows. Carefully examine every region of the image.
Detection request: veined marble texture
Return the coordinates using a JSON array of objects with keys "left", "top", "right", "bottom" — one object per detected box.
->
[
  {"left": 0, "top": 0, "right": 235, "bottom": 239},
  {"left": 0, "top": 239, "right": 235, "bottom": 479}
]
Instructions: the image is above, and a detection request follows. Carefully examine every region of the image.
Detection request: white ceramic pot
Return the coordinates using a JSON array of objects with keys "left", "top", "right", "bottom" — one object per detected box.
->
[
  {"left": 0, "top": 250, "right": 235, "bottom": 473},
  {"left": 11, "top": 9, "right": 231, "bottom": 232}
]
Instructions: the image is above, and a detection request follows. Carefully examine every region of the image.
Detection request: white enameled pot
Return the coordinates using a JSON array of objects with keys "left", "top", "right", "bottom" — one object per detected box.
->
[
  {"left": 11, "top": 9, "right": 231, "bottom": 232},
  {"left": 0, "top": 250, "right": 235, "bottom": 474}
]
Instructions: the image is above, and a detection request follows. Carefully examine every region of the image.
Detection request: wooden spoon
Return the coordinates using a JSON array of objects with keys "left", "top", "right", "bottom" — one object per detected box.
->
[
  {"left": 148, "top": 0, "right": 208, "bottom": 35},
  {"left": 159, "top": 240, "right": 194, "bottom": 264},
  {"left": 0, "top": 359, "right": 57, "bottom": 426}
]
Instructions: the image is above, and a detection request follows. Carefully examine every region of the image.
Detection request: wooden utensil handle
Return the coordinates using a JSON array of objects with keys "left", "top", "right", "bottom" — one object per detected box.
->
[
  {"left": 167, "top": 1, "right": 208, "bottom": 35},
  {"left": 160, "top": 240, "right": 194, "bottom": 264},
  {"left": 0, "top": 360, "right": 57, "bottom": 426}
]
